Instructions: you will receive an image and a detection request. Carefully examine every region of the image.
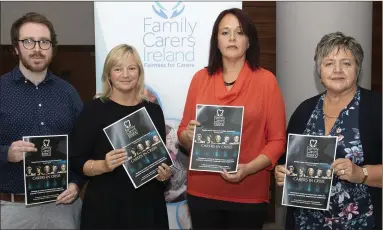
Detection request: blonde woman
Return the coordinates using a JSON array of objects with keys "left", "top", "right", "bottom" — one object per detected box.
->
[{"left": 70, "top": 44, "right": 172, "bottom": 229}]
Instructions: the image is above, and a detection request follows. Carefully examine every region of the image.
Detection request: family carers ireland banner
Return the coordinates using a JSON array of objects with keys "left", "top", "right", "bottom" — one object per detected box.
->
[{"left": 94, "top": 1, "right": 242, "bottom": 228}]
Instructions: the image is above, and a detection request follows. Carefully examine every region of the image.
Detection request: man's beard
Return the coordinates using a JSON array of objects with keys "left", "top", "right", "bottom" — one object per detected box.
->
[{"left": 19, "top": 50, "right": 52, "bottom": 72}]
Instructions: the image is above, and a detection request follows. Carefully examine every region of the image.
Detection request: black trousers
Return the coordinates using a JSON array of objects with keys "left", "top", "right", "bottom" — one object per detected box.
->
[{"left": 187, "top": 194, "right": 268, "bottom": 230}]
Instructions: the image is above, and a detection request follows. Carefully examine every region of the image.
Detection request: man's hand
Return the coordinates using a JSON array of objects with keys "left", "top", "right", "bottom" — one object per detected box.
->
[{"left": 8, "top": 141, "right": 37, "bottom": 163}]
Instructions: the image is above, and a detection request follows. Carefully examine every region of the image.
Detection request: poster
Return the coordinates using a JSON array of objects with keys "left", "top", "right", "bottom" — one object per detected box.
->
[
  {"left": 104, "top": 107, "right": 173, "bottom": 188},
  {"left": 190, "top": 104, "right": 244, "bottom": 173},
  {"left": 282, "top": 134, "right": 338, "bottom": 210},
  {"left": 23, "top": 135, "right": 68, "bottom": 205}
]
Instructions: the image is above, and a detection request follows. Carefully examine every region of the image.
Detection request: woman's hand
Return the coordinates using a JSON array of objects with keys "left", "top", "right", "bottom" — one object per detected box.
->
[
  {"left": 56, "top": 183, "right": 79, "bottom": 204},
  {"left": 220, "top": 164, "right": 250, "bottom": 183},
  {"left": 331, "top": 158, "right": 364, "bottom": 183},
  {"left": 104, "top": 149, "right": 127, "bottom": 172},
  {"left": 275, "top": 165, "right": 290, "bottom": 186},
  {"left": 156, "top": 163, "right": 173, "bottom": 182},
  {"left": 185, "top": 120, "right": 200, "bottom": 142}
]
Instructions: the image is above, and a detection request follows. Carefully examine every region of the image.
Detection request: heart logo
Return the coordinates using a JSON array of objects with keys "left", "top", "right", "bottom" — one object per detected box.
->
[
  {"left": 124, "top": 120, "right": 131, "bottom": 128},
  {"left": 43, "top": 139, "right": 50, "bottom": 147},
  {"left": 152, "top": 1, "right": 185, "bottom": 19},
  {"left": 309, "top": 139, "right": 317, "bottom": 148},
  {"left": 217, "top": 109, "right": 224, "bottom": 117}
]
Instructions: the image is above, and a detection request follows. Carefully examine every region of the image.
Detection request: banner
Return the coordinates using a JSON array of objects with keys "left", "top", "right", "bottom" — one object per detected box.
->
[{"left": 94, "top": 1, "right": 242, "bottom": 228}]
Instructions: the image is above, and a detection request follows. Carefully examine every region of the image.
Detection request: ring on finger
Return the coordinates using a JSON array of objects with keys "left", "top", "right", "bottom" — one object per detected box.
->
[{"left": 340, "top": 169, "right": 345, "bottom": 175}]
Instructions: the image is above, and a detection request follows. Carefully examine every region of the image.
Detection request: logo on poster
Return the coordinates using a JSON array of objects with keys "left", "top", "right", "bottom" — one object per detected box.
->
[
  {"left": 217, "top": 109, "right": 224, "bottom": 117},
  {"left": 214, "top": 109, "right": 225, "bottom": 126},
  {"left": 124, "top": 120, "right": 138, "bottom": 138},
  {"left": 143, "top": 1, "right": 197, "bottom": 68},
  {"left": 306, "top": 139, "right": 319, "bottom": 158},
  {"left": 41, "top": 139, "right": 51, "bottom": 157},
  {"left": 124, "top": 120, "right": 131, "bottom": 128}
]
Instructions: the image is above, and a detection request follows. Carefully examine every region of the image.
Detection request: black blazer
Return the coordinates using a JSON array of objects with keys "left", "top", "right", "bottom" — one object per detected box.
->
[{"left": 278, "top": 87, "right": 382, "bottom": 230}]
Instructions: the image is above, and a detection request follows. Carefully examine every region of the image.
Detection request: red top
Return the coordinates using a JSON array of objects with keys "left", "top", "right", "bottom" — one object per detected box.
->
[{"left": 178, "top": 63, "right": 286, "bottom": 203}]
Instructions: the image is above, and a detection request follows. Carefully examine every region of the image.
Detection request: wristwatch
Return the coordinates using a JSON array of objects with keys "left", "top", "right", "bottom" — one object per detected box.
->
[{"left": 361, "top": 167, "right": 368, "bottom": 184}]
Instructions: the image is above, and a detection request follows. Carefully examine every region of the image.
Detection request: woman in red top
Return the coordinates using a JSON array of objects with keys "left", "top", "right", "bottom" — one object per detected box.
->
[{"left": 178, "top": 8, "right": 286, "bottom": 229}]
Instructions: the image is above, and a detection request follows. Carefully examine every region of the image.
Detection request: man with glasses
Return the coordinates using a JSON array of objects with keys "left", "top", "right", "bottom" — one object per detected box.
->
[{"left": 0, "top": 12, "right": 84, "bottom": 229}]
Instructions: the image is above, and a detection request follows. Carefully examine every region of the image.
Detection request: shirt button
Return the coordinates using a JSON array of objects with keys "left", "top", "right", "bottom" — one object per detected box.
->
[
  {"left": 41, "top": 122, "right": 44, "bottom": 125},
  {"left": 39, "top": 104, "right": 42, "bottom": 107},
  {"left": 24, "top": 80, "right": 27, "bottom": 84},
  {"left": 36, "top": 87, "right": 38, "bottom": 90}
]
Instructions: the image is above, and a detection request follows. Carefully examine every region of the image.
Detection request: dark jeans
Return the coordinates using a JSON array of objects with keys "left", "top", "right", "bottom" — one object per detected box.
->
[{"left": 187, "top": 194, "right": 268, "bottom": 230}]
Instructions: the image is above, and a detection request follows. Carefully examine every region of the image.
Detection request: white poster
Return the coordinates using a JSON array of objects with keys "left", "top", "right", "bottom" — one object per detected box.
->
[{"left": 94, "top": 1, "right": 242, "bottom": 228}]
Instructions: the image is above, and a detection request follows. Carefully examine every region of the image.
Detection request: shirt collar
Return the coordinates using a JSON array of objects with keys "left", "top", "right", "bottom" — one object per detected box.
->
[{"left": 11, "top": 66, "right": 56, "bottom": 83}]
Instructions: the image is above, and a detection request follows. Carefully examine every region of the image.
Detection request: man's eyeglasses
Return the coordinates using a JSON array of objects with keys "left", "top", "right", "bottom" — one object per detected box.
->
[{"left": 18, "top": 39, "right": 52, "bottom": 50}]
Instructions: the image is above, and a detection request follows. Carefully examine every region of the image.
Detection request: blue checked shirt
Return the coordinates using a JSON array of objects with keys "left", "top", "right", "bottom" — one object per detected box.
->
[{"left": 0, "top": 67, "right": 85, "bottom": 193}]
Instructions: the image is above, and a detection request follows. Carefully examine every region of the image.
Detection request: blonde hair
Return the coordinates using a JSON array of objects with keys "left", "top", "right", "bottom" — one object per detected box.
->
[{"left": 99, "top": 44, "right": 147, "bottom": 102}]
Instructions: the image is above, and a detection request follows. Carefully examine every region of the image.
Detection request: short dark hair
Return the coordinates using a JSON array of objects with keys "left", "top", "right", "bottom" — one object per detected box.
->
[
  {"left": 207, "top": 8, "right": 260, "bottom": 76},
  {"left": 11, "top": 12, "right": 58, "bottom": 54}
]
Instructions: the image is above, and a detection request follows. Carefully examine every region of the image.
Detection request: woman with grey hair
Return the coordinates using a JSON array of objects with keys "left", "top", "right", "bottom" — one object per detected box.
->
[{"left": 275, "top": 32, "right": 382, "bottom": 229}]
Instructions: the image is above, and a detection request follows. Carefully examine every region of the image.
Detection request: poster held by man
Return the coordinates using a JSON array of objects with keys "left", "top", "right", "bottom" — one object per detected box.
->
[{"left": 23, "top": 135, "right": 68, "bottom": 205}]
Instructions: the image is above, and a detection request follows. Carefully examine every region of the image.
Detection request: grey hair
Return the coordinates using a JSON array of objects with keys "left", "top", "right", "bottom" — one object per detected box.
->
[{"left": 314, "top": 32, "right": 364, "bottom": 79}]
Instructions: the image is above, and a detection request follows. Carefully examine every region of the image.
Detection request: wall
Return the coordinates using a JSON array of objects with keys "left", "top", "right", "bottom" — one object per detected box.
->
[
  {"left": 244, "top": 1, "right": 276, "bottom": 75},
  {"left": 1, "top": 1, "right": 94, "bottom": 45},
  {"left": 0, "top": 1, "right": 96, "bottom": 101},
  {"left": 243, "top": 2, "right": 277, "bottom": 225},
  {"left": 372, "top": 1, "right": 382, "bottom": 92}
]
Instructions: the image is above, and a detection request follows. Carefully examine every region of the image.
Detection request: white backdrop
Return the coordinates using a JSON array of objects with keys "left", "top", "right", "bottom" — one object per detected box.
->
[{"left": 94, "top": 2, "right": 242, "bottom": 228}]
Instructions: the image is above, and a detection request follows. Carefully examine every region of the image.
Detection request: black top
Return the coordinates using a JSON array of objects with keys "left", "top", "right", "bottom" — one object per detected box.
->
[
  {"left": 278, "top": 87, "right": 382, "bottom": 230},
  {"left": 70, "top": 98, "right": 169, "bottom": 229}
]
